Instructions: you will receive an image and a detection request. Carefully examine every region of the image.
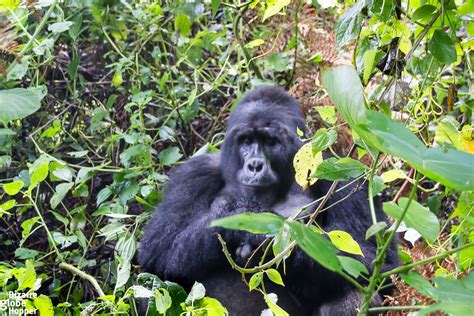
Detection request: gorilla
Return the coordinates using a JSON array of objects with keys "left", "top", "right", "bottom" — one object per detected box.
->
[{"left": 139, "top": 86, "right": 398, "bottom": 315}]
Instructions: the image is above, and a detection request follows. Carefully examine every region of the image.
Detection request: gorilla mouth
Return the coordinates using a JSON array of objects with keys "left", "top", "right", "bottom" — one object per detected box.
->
[{"left": 239, "top": 172, "right": 278, "bottom": 188}]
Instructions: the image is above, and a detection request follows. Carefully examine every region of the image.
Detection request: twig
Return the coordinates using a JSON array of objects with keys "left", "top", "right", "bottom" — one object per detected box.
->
[
  {"left": 379, "top": 243, "right": 474, "bottom": 279},
  {"left": 392, "top": 168, "right": 414, "bottom": 203},
  {"left": 59, "top": 262, "right": 106, "bottom": 297}
]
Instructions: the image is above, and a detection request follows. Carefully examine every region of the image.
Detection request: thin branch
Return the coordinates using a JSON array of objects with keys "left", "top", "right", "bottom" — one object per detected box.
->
[{"left": 60, "top": 262, "right": 106, "bottom": 297}]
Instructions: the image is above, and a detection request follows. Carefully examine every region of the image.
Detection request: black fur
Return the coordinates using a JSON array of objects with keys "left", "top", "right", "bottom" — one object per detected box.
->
[{"left": 139, "top": 86, "right": 398, "bottom": 315}]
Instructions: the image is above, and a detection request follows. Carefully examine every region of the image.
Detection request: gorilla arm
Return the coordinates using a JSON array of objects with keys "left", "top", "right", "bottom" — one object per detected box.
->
[{"left": 138, "top": 154, "right": 226, "bottom": 283}]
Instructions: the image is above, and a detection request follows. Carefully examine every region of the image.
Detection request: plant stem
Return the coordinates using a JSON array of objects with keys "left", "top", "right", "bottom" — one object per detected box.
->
[
  {"left": 358, "top": 176, "right": 419, "bottom": 315},
  {"left": 7, "top": 0, "right": 59, "bottom": 73},
  {"left": 368, "top": 305, "right": 427, "bottom": 312},
  {"left": 59, "top": 262, "right": 106, "bottom": 297},
  {"left": 380, "top": 242, "right": 474, "bottom": 279}
]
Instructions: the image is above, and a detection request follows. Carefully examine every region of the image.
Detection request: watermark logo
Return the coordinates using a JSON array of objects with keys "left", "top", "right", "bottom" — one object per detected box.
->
[{"left": 0, "top": 291, "right": 38, "bottom": 315}]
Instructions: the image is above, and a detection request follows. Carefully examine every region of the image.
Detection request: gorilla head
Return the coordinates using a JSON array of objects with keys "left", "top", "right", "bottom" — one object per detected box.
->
[{"left": 221, "top": 86, "right": 306, "bottom": 202}]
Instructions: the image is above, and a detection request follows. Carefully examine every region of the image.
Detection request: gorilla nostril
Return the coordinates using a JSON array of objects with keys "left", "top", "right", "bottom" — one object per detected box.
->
[{"left": 248, "top": 159, "right": 264, "bottom": 173}]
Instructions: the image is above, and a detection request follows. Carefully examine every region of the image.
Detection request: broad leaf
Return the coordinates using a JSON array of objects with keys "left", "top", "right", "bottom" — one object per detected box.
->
[
  {"left": 210, "top": 212, "right": 284, "bottom": 235},
  {"left": 429, "top": 30, "right": 457, "bottom": 65},
  {"left": 337, "top": 256, "right": 368, "bottom": 278},
  {"left": 383, "top": 198, "right": 440, "bottom": 244},
  {"left": 400, "top": 271, "right": 435, "bottom": 298},
  {"left": 328, "top": 230, "right": 364, "bottom": 256},
  {"left": 365, "top": 222, "right": 387, "bottom": 239},
  {"left": 314, "top": 157, "right": 366, "bottom": 181},
  {"left": 322, "top": 66, "right": 474, "bottom": 192},
  {"left": 0, "top": 86, "right": 46, "bottom": 125},
  {"left": 2, "top": 180, "right": 24, "bottom": 195},
  {"left": 50, "top": 182, "right": 74, "bottom": 209},
  {"left": 293, "top": 142, "right": 323, "bottom": 190},
  {"left": 312, "top": 128, "right": 337, "bottom": 153},
  {"left": 289, "top": 221, "right": 342, "bottom": 272},
  {"left": 335, "top": 1, "right": 365, "bottom": 49},
  {"left": 419, "top": 273, "right": 474, "bottom": 316}
]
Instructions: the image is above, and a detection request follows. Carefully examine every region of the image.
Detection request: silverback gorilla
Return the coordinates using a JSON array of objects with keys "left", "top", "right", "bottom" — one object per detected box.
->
[{"left": 139, "top": 86, "right": 398, "bottom": 315}]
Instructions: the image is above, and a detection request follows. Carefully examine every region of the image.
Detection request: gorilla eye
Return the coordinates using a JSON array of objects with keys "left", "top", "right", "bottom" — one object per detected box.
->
[
  {"left": 240, "top": 136, "right": 253, "bottom": 145},
  {"left": 265, "top": 137, "right": 279, "bottom": 146}
]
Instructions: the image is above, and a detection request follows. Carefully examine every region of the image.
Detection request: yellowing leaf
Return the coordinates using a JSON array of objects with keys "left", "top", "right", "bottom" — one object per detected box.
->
[
  {"left": 293, "top": 142, "right": 323, "bottom": 190},
  {"left": 34, "top": 295, "right": 54, "bottom": 316},
  {"left": 327, "top": 230, "right": 364, "bottom": 256},
  {"left": 381, "top": 169, "right": 407, "bottom": 183},
  {"left": 460, "top": 125, "right": 474, "bottom": 154},
  {"left": 2, "top": 180, "right": 24, "bottom": 195},
  {"left": 263, "top": 293, "right": 289, "bottom": 316}
]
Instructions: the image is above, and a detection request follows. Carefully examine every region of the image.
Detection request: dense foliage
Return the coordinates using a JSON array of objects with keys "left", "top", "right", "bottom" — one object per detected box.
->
[{"left": 0, "top": 0, "right": 472, "bottom": 315}]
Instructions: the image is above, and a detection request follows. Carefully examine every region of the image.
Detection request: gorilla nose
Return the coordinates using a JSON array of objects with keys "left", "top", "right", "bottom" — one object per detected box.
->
[{"left": 247, "top": 158, "right": 264, "bottom": 173}]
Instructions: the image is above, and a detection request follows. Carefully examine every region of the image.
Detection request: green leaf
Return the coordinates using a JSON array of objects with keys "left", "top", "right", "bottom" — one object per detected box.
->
[
  {"left": 3, "top": 180, "right": 24, "bottom": 195},
  {"left": 365, "top": 222, "right": 387, "bottom": 239},
  {"left": 50, "top": 182, "right": 74, "bottom": 209},
  {"left": 288, "top": 221, "right": 342, "bottom": 272},
  {"left": 174, "top": 12, "right": 192, "bottom": 36},
  {"left": 249, "top": 272, "right": 263, "bottom": 291},
  {"left": 366, "top": 110, "right": 474, "bottom": 191},
  {"left": 198, "top": 297, "right": 228, "bottom": 316},
  {"left": 315, "top": 106, "right": 337, "bottom": 125},
  {"left": 13, "top": 259, "right": 36, "bottom": 291},
  {"left": 312, "top": 129, "right": 337, "bottom": 153},
  {"left": 34, "top": 295, "right": 54, "bottom": 316},
  {"left": 327, "top": 230, "right": 364, "bottom": 256},
  {"left": 412, "top": 5, "right": 437, "bottom": 21},
  {"left": 15, "top": 247, "right": 39, "bottom": 260},
  {"left": 211, "top": 0, "right": 221, "bottom": 18},
  {"left": 383, "top": 198, "right": 440, "bottom": 244},
  {"left": 30, "top": 162, "right": 49, "bottom": 188},
  {"left": 97, "top": 187, "right": 112, "bottom": 206},
  {"left": 263, "top": 0, "right": 290, "bottom": 21},
  {"left": 0, "top": 86, "right": 46, "bottom": 125},
  {"left": 263, "top": 293, "right": 289, "bottom": 316},
  {"left": 322, "top": 66, "right": 367, "bottom": 127},
  {"left": 314, "top": 157, "right": 366, "bottom": 181},
  {"left": 48, "top": 21, "right": 74, "bottom": 33},
  {"left": 159, "top": 147, "right": 183, "bottom": 166},
  {"left": 380, "top": 169, "right": 407, "bottom": 183},
  {"left": 273, "top": 222, "right": 292, "bottom": 257},
  {"left": 245, "top": 39, "right": 265, "bottom": 48},
  {"left": 429, "top": 30, "right": 457, "bottom": 65},
  {"left": 154, "top": 288, "right": 172, "bottom": 314},
  {"left": 266, "top": 269, "right": 284, "bottom": 286},
  {"left": 335, "top": 1, "right": 365, "bottom": 49},
  {"left": 322, "top": 66, "right": 474, "bottom": 192},
  {"left": 185, "top": 282, "right": 206, "bottom": 305},
  {"left": 337, "top": 256, "right": 368, "bottom": 278},
  {"left": 210, "top": 212, "right": 284, "bottom": 235},
  {"left": 400, "top": 271, "right": 435, "bottom": 298},
  {"left": 363, "top": 49, "right": 377, "bottom": 84},
  {"left": 419, "top": 273, "right": 474, "bottom": 316}
]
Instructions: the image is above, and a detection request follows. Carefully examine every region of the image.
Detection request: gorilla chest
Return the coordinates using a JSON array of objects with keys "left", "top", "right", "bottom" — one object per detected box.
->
[{"left": 272, "top": 192, "right": 316, "bottom": 218}]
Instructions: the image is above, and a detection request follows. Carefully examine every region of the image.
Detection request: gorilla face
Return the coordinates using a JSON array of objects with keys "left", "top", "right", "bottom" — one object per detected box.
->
[
  {"left": 236, "top": 128, "right": 280, "bottom": 188},
  {"left": 221, "top": 86, "right": 306, "bottom": 202}
]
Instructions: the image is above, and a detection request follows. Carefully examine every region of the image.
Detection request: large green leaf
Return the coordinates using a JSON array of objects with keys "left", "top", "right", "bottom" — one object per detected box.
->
[
  {"left": 419, "top": 273, "right": 474, "bottom": 316},
  {"left": 335, "top": 1, "right": 366, "bottom": 49},
  {"left": 366, "top": 110, "right": 473, "bottom": 191},
  {"left": 429, "top": 30, "right": 457, "bottom": 65},
  {"left": 210, "top": 212, "right": 284, "bottom": 235},
  {"left": 314, "top": 157, "right": 367, "bottom": 181},
  {"left": 288, "top": 221, "right": 342, "bottom": 272},
  {"left": 322, "top": 66, "right": 474, "bottom": 192},
  {"left": 383, "top": 198, "right": 440, "bottom": 244},
  {"left": 0, "top": 86, "right": 46, "bottom": 125}
]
